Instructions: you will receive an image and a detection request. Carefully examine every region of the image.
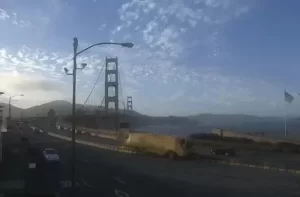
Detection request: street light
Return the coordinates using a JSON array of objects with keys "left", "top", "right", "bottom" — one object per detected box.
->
[
  {"left": 8, "top": 94, "right": 24, "bottom": 119},
  {"left": 65, "top": 37, "right": 134, "bottom": 192}
]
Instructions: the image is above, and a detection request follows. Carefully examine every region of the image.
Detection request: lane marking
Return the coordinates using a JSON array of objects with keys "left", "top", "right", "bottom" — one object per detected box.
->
[
  {"left": 112, "top": 176, "right": 125, "bottom": 184},
  {"left": 115, "top": 189, "right": 129, "bottom": 197},
  {"left": 81, "top": 179, "right": 92, "bottom": 188},
  {"left": 28, "top": 163, "right": 36, "bottom": 169},
  {"left": 60, "top": 180, "right": 80, "bottom": 188}
]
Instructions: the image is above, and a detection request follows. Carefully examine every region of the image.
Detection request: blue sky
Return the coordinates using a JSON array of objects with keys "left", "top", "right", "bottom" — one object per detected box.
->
[{"left": 0, "top": 0, "right": 300, "bottom": 116}]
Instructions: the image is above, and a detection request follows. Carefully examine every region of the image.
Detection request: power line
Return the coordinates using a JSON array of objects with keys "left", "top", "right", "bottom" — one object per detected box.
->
[{"left": 81, "top": 64, "right": 105, "bottom": 109}]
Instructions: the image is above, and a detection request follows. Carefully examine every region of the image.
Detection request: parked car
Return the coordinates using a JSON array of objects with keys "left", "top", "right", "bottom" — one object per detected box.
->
[
  {"left": 211, "top": 148, "right": 236, "bottom": 156},
  {"left": 42, "top": 148, "right": 60, "bottom": 162}
]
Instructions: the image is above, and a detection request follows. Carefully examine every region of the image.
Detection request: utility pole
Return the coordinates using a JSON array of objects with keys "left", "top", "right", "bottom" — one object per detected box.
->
[
  {"left": 8, "top": 94, "right": 24, "bottom": 120},
  {"left": 71, "top": 37, "right": 78, "bottom": 193},
  {"left": 64, "top": 38, "right": 133, "bottom": 195},
  {"left": 8, "top": 97, "right": 11, "bottom": 120}
]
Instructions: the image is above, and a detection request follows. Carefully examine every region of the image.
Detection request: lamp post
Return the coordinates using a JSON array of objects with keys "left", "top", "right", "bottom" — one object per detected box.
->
[
  {"left": 65, "top": 37, "right": 134, "bottom": 193},
  {"left": 8, "top": 94, "right": 24, "bottom": 120},
  {"left": 0, "top": 92, "right": 3, "bottom": 163}
]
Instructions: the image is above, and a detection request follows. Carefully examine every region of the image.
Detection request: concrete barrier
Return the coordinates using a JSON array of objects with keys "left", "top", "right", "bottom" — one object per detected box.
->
[
  {"left": 213, "top": 158, "right": 300, "bottom": 175},
  {"left": 55, "top": 124, "right": 119, "bottom": 140},
  {"left": 47, "top": 132, "right": 138, "bottom": 154}
]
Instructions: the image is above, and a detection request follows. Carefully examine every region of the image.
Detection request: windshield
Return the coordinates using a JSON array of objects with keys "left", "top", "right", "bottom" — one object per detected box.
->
[
  {"left": 1, "top": 1, "right": 300, "bottom": 197},
  {"left": 45, "top": 149, "right": 57, "bottom": 154}
]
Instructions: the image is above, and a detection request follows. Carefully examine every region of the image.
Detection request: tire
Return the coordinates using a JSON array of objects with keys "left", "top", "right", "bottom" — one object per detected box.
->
[{"left": 166, "top": 151, "right": 178, "bottom": 160}]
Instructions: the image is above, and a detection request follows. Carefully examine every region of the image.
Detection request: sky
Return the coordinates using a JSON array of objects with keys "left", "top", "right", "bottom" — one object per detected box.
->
[{"left": 0, "top": 0, "right": 300, "bottom": 117}]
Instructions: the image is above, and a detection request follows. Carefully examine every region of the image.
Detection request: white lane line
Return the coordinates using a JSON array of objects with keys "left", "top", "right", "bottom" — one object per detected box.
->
[
  {"left": 60, "top": 180, "right": 80, "bottom": 188},
  {"left": 112, "top": 176, "right": 125, "bottom": 184},
  {"left": 81, "top": 179, "right": 92, "bottom": 188},
  {"left": 28, "top": 163, "right": 36, "bottom": 169},
  {"left": 115, "top": 189, "right": 129, "bottom": 197}
]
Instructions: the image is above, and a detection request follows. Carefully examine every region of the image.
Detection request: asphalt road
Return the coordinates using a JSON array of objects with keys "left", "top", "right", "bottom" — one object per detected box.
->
[{"left": 2, "top": 123, "right": 300, "bottom": 197}]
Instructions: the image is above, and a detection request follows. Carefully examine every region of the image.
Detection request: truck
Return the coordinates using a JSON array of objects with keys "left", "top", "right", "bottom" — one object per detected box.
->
[{"left": 123, "top": 132, "right": 193, "bottom": 159}]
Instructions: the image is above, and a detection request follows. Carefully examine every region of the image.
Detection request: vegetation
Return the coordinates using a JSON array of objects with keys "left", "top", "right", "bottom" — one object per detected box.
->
[{"left": 190, "top": 133, "right": 300, "bottom": 154}]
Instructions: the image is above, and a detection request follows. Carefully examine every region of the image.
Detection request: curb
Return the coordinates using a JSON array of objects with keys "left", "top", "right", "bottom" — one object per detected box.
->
[
  {"left": 56, "top": 125, "right": 118, "bottom": 140},
  {"left": 47, "top": 132, "right": 138, "bottom": 154},
  {"left": 212, "top": 159, "right": 300, "bottom": 175}
]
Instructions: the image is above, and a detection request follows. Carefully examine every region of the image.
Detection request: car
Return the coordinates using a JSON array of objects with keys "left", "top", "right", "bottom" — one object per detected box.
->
[
  {"left": 42, "top": 148, "right": 60, "bottom": 162},
  {"left": 211, "top": 148, "right": 236, "bottom": 156},
  {"left": 18, "top": 123, "right": 23, "bottom": 129},
  {"left": 34, "top": 128, "right": 40, "bottom": 133}
]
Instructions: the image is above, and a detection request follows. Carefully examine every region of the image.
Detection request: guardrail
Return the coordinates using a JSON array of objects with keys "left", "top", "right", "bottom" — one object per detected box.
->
[
  {"left": 55, "top": 125, "right": 120, "bottom": 140},
  {"left": 28, "top": 124, "right": 139, "bottom": 154}
]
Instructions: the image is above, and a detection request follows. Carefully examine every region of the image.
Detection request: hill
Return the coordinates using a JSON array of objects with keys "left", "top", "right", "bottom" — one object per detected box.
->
[
  {"left": 0, "top": 103, "right": 23, "bottom": 118},
  {"left": 11, "top": 100, "right": 300, "bottom": 139},
  {"left": 20, "top": 100, "right": 141, "bottom": 118}
]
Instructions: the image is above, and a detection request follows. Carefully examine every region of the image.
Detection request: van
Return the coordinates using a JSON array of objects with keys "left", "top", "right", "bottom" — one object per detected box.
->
[{"left": 123, "top": 132, "right": 193, "bottom": 159}]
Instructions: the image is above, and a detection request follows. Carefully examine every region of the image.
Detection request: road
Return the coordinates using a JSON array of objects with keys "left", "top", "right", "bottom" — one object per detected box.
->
[{"left": 1, "top": 123, "right": 300, "bottom": 197}]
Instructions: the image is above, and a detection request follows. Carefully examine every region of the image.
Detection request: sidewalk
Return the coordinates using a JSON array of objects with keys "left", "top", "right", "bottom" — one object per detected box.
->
[{"left": 0, "top": 132, "right": 26, "bottom": 195}]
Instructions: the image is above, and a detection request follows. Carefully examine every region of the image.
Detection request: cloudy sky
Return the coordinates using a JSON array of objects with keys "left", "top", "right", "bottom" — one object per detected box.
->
[{"left": 0, "top": 0, "right": 300, "bottom": 116}]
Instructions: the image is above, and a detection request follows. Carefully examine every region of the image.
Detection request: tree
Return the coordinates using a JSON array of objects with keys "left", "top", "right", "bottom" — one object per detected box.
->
[{"left": 48, "top": 109, "right": 56, "bottom": 118}]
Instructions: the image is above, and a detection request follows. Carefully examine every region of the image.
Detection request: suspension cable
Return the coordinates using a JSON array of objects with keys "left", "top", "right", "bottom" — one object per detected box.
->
[
  {"left": 81, "top": 64, "right": 105, "bottom": 109},
  {"left": 119, "top": 69, "right": 125, "bottom": 108}
]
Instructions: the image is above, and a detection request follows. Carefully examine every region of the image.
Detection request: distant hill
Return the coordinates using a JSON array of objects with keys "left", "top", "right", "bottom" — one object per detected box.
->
[
  {"left": 20, "top": 100, "right": 141, "bottom": 118},
  {"left": 0, "top": 103, "right": 22, "bottom": 118},
  {"left": 22, "top": 100, "right": 73, "bottom": 117},
  {"left": 10, "top": 100, "right": 300, "bottom": 138}
]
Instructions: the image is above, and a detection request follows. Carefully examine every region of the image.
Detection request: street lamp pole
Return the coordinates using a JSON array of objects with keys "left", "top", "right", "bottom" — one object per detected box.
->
[
  {"left": 66, "top": 37, "right": 134, "bottom": 194},
  {"left": 8, "top": 94, "right": 24, "bottom": 120},
  {"left": 8, "top": 97, "right": 11, "bottom": 120},
  {"left": 71, "top": 38, "right": 78, "bottom": 193}
]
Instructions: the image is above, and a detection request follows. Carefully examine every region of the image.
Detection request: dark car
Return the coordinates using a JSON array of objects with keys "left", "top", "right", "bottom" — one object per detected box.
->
[
  {"left": 42, "top": 148, "right": 60, "bottom": 163},
  {"left": 18, "top": 123, "right": 23, "bottom": 130},
  {"left": 211, "top": 148, "right": 236, "bottom": 156}
]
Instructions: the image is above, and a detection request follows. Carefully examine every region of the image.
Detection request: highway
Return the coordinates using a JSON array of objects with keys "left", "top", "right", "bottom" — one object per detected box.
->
[{"left": 1, "top": 123, "right": 300, "bottom": 197}]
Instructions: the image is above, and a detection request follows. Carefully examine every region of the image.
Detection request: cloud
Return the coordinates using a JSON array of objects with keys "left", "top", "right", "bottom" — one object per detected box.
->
[
  {"left": 0, "top": 8, "right": 31, "bottom": 27},
  {"left": 0, "top": 8, "right": 10, "bottom": 20},
  {"left": 0, "top": 71, "right": 69, "bottom": 108},
  {"left": 97, "top": 23, "right": 107, "bottom": 31},
  {"left": 0, "top": 1, "right": 288, "bottom": 116},
  {"left": 10, "top": 77, "right": 63, "bottom": 92}
]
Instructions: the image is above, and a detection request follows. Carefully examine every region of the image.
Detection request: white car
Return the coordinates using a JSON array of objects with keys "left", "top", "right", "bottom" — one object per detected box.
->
[{"left": 42, "top": 148, "right": 60, "bottom": 162}]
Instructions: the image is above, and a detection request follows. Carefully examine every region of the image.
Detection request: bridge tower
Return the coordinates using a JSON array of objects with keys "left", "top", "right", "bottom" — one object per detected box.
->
[
  {"left": 104, "top": 57, "right": 119, "bottom": 129},
  {"left": 127, "top": 96, "right": 132, "bottom": 111}
]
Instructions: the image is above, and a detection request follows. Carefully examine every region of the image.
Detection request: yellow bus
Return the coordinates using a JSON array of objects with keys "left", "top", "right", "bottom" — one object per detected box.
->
[{"left": 123, "top": 132, "right": 193, "bottom": 159}]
